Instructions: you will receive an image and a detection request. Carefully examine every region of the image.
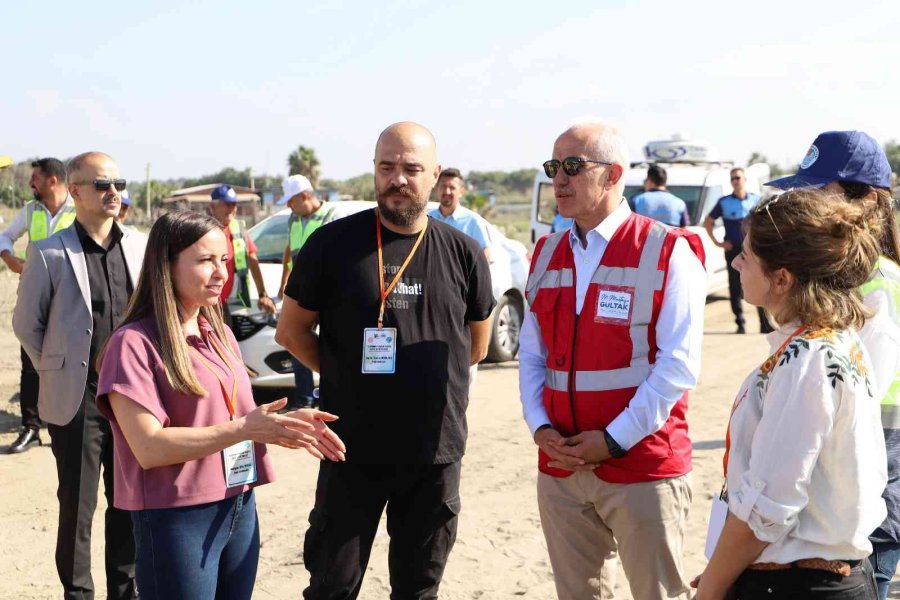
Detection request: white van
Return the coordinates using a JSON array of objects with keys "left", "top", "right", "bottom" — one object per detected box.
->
[{"left": 530, "top": 136, "right": 771, "bottom": 296}]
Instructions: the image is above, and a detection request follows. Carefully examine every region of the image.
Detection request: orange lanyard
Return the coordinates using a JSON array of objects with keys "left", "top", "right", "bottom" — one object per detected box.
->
[
  {"left": 192, "top": 332, "right": 239, "bottom": 419},
  {"left": 375, "top": 208, "right": 427, "bottom": 329},
  {"left": 722, "top": 325, "right": 806, "bottom": 477}
]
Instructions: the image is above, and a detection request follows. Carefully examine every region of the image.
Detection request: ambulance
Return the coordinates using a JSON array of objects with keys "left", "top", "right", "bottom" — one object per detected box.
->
[{"left": 530, "top": 135, "right": 772, "bottom": 295}]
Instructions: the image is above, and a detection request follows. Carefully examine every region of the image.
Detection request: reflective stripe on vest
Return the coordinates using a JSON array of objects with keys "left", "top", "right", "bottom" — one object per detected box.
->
[
  {"left": 860, "top": 256, "right": 900, "bottom": 417},
  {"left": 528, "top": 221, "right": 670, "bottom": 391},
  {"left": 27, "top": 201, "right": 76, "bottom": 242},
  {"left": 229, "top": 219, "right": 248, "bottom": 272}
]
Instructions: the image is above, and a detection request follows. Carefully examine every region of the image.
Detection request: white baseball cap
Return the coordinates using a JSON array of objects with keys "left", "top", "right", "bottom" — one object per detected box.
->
[{"left": 279, "top": 175, "right": 314, "bottom": 205}]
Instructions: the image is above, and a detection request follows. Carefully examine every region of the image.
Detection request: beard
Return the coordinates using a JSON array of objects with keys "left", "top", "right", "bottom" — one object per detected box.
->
[
  {"left": 376, "top": 184, "right": 427, "bottom": 228},
  {"left": 32, "top": 189, "right": 41, "bottom": 201}
]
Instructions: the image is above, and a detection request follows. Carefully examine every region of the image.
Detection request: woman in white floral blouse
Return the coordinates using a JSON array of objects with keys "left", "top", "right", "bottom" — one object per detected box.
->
[{"left": 695, "top": 188, "right": 887, "bottom": 600}]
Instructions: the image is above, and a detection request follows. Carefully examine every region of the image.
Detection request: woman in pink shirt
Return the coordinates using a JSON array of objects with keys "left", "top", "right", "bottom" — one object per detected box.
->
[{"left": 97, "top": 210, "right": 345, "bottom": 599}]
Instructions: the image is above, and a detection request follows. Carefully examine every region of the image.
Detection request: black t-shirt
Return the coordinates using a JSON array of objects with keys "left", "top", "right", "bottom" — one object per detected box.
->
[{"left": 284, "top": 208, "right": 494, "bottom": 464}]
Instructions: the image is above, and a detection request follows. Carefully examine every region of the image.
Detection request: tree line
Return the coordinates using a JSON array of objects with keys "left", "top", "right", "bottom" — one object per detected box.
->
[{"left": 3, "top": 143, "right": 898, "bottom": 209}]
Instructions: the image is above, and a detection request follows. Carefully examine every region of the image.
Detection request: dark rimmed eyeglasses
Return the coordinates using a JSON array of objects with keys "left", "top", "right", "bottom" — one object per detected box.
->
[
  {"left": 542, "top": 157, "right": 612, "bottom": 178},
  {"left": 73, "top": 178, "right": 128, "bottom": 192},
  {"left": 755, "top": 194, "right": 785, "bottom": 241}
]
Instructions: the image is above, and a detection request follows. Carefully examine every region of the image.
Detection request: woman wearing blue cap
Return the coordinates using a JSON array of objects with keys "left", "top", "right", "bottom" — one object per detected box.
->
[
  {"left": 766, "top": 131, "right": 900, "bottom": 600},
  {"left": 694, "top": 187, "right": 886, "bottom": 599}
]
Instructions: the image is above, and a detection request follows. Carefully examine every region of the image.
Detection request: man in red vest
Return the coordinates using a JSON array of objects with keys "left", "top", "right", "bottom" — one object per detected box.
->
[{"left": 519, "top": 121, "right": 707, "bottom": 600}]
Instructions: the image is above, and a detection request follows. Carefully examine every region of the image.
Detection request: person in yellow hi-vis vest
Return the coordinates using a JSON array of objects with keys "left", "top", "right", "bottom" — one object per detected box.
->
[
  {"left": 766, "top": 130, "right": 900, "bottom": 600},
  {"left": 208, "top": 185, "right": 276, "bottom": 330},
  {"left": 275, "top": 175, "right": 333, "bottom": 408},
  {"left": 0, "top": 158, "right": 75, "bottom": 454}
]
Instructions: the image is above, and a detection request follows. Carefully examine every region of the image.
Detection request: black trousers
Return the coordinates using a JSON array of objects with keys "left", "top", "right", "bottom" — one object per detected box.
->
[
  {"left": 303, "top": 461, "right": 462, "bottom": 600},
  {"left": 735, "top": 559, "right": 878, "bottom": 599},
  {"left": 20, "top": 346, "right": 41, "bottom": 429},
  {"left": 725, "top": 245, "right": 774, "bottom": 331},
  {"left": 47, "top": 384, "right": 136, "bottom": 600}
]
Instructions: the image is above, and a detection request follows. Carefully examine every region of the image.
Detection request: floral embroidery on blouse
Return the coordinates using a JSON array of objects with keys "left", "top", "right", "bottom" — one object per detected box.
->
[{"left": 756, "top": 328, "right": 873, "bottom": 397}]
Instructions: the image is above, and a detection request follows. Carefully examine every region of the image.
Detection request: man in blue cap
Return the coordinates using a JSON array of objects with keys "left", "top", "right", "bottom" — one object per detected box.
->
[
  {"left": 116, "top": 189, "right": 131, "bottom": 224},
  {"left": 767, "top": 130, "right": 900, "bottom": 600},
  {"left": 209, "top": 184, "right": 276, "bottom": 326}
]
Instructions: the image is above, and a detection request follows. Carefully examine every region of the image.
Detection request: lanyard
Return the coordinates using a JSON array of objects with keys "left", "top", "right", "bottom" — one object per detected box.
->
[
  {"left": 375, "top": 208, "right": 427, "bottom": 329},
  {"left": 722, "top": 325, "right": 806, "bottom": 478},
  {"left": 191, "top": 332, "right": 239, "bottom": 419}
]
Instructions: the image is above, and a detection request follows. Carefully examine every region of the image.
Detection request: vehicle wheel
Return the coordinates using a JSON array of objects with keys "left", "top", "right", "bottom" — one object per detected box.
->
[{"left": 486, "top": 294, "right": 523, "bottom": 362}]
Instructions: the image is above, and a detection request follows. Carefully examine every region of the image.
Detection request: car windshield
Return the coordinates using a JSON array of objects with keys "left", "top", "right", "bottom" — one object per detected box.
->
[
  {"left": 249, "top": 214, "right": 289, "bottom": 263},
  {"left": 624, "top": 185, "right": 705, "bottom": 224}
]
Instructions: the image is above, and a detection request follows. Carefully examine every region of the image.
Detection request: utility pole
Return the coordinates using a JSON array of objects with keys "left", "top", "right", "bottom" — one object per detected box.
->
[{"left": 145, "top": 163, "right": 151, "bottom": 219}]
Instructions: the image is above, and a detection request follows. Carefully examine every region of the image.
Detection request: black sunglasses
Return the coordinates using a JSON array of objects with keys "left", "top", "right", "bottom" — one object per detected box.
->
[
  {"left": 75, "top": 178, "right": 128, "bottom": 192},
  {"left": 543, "top": 157, "right": 612, "bottom": 178}
]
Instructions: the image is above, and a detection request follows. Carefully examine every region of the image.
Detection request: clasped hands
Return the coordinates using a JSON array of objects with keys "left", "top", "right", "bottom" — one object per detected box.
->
[
  {"left": 242, "top": 398, "right": 346, "bottom": 462},
  {"left": 533, "top": 426, "right": 611, "bottom": 471}
]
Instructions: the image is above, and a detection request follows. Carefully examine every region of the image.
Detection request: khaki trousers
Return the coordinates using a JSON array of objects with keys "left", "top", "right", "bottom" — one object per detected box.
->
[{"left": 537, "top": 471, "right": 691, "bottom": 600}]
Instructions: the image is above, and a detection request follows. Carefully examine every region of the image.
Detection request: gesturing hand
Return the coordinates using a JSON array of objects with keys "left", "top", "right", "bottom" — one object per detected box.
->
[
  {"left": 283, "top": 408, "right": 347, "bottom": 462},
  {"left": 239, "top": 398, "right": 317, "bottom": 449}
]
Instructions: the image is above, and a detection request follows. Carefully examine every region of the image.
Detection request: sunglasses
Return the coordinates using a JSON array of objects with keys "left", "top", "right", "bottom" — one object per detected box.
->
[
  {"left": 754, "top": 194, "right": 785, "bottom": 241},
  {"left": 75, "top": 178, "right": 128, "bottom": 192},
  {"left": 543, "top": 157, "right": 612, "bottom": 178},
  {"left": 730, "top": 176, "right": 743, "bottom": 181}
]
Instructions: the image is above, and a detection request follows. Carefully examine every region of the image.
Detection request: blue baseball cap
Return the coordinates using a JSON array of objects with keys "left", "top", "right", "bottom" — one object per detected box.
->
[
  {"left": 120, "top": 189, "right": 131, "bottom": 206},
  {"left": 766, "top": 130, "right": 892, "bottom": 191},
  {"left": 210, "top": 184, "right": 239, "bottom": 203}
]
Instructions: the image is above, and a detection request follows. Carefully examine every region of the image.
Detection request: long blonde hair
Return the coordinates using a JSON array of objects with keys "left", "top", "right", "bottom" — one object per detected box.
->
[{"left": 101, "top": 210, "right": 233, "bottom": 395}]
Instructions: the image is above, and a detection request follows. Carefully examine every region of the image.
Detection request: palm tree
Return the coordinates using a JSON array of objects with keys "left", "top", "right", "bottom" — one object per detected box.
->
[{"left": 287, "top": 146, "right": 321, "bottom": 186}]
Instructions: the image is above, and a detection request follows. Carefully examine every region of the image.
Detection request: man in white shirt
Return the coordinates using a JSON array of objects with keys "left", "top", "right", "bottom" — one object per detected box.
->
[
  {"left": 1, "top": 157, "right": 75, "bottom": 454},
  {"left": 519, "top": 120, "right": 707, "bottom": 600}
]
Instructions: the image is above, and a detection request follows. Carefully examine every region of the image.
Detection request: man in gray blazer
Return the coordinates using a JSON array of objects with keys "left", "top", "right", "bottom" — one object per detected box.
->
[{"left": 13, "top": 151, "right": 145, "bottom": 600}]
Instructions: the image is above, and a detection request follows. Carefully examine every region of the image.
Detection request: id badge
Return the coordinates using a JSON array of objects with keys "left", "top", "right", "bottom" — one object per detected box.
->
[
  {"left": 362, "top": 327, "right": 397, "bottom": 374},
  {"left": 595, "top": 285, "right": 634, "bottom": 325},
  {"left": 704, "top": 495, "right": 729, "bottom": 559},
  {"left": 222, "top": 440, "right": 257, "bottom": 488}
]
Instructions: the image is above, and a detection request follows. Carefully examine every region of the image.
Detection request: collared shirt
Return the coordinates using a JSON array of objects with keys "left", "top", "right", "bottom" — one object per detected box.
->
[
  {"left": 74, "top": 220, "right": 134, "bottom": 383},
  {"left": 0, "top": 196, "right": 75, "bottom": 254},
  {"left": 726, "top": 324, "right": 886, "bottom": 563},
  {"left": 708, "top": 192, "right": 761, "bottom": 246},
  {"left": 518, "top": 200, "right": 707, "bottom": 450},
  {"left": 632, "top": 189, "right": 690, "bottom": 227},
  {"left": 96, "top": 315, "right": 275, "bottom": 510},
  {"left": 428, "top": 205, "right": 491, "bottom": 249}
]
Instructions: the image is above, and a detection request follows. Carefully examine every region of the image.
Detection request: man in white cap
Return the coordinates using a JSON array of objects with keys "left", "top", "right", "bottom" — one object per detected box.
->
[{"left": 277, "top": 174, "right": 334, "bottom": 408}]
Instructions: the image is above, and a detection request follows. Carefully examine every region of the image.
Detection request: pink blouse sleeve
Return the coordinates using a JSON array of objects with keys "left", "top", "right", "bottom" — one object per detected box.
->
[{"left": 97, "top": 325, "right": 170, "bottom": 427}]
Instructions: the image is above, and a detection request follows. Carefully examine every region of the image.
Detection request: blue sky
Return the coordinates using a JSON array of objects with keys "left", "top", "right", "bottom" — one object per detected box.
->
[{"left": 2, "top": 0, "right": 897, "bottom": 182}]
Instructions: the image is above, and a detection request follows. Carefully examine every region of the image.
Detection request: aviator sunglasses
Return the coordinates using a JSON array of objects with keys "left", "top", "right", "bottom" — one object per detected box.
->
[
  {"left": 542, "top": 157, "right": 612, "bottom": 178},
  {"left": 74, "top": 178, "right": 128, "bottom": 192}
]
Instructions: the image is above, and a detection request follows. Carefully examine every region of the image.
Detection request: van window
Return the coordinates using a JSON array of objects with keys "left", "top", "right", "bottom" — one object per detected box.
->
[
  {"left": 537, "top": 183, "right": 557, "bottom": 224},
  {"left": 699, "top": 185, "right": 723, "bottom": 221},
  {"left": 624, "top": 185, "right": 704, "bottom": 224}
]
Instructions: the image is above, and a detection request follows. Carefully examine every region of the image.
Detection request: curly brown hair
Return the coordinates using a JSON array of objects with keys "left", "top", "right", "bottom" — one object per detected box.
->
[{"left": 746, "top": 188, "right": 882, "bottom": 330}]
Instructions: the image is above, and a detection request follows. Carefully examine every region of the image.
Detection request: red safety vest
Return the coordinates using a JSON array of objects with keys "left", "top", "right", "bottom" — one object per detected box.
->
[{"left": 526, "top": 212, "right": 705, "bottom": 483}]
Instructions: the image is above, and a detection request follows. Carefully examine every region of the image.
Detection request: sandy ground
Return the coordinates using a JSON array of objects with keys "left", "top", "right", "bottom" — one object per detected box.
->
[{"left": 0, "top": 265, "right": 895, "bottom": 599}]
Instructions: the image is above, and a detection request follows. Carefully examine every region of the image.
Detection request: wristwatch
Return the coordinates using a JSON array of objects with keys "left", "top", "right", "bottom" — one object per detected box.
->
[{"left": 603, "top": 430, "right": 627, "bottom": 458}]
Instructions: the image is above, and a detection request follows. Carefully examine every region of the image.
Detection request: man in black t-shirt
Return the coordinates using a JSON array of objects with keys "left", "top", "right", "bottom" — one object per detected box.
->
[{"left": 276, "top": 121, "right": 494, "bottom": 599}]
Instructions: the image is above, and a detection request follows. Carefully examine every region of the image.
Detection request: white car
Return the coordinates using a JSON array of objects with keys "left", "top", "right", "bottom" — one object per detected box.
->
[{"left": 234, "top": 201, "right": 529, "bottom": 389}]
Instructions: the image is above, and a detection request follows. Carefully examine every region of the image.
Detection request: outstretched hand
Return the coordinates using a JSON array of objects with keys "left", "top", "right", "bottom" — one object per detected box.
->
[
  {"left": 283, "top": 407, "right": 347, "bottom": 462},
  {"left": 239, "top": 398, "right": 318, "bottom": 449}
]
